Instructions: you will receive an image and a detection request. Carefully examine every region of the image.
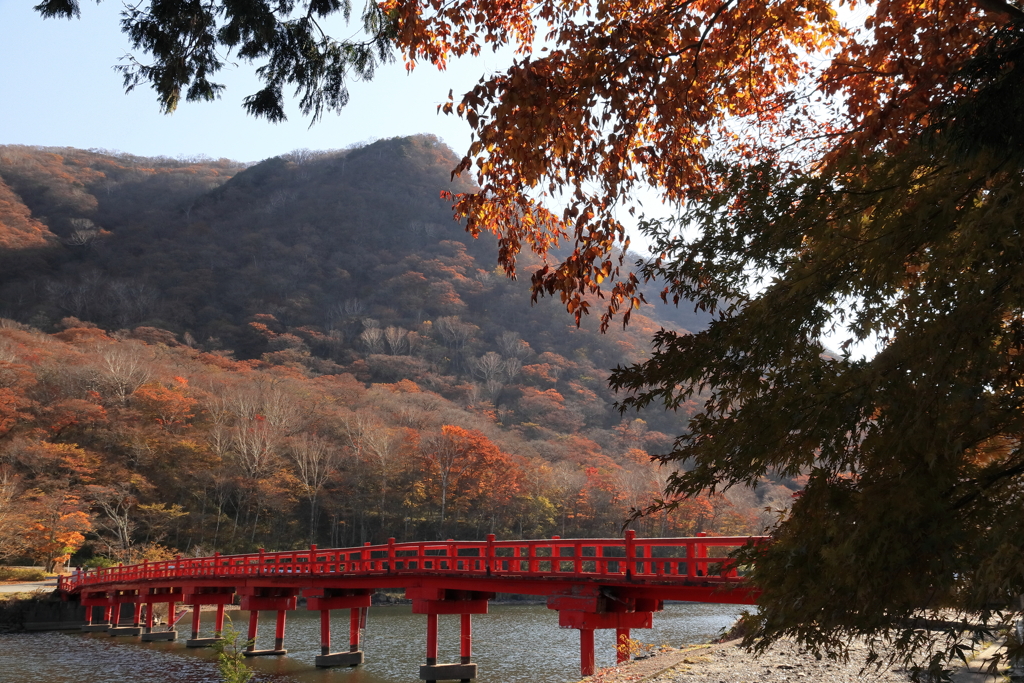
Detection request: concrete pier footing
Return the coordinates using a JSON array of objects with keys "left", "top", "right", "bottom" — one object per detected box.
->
[
  {"left": 315, "top": 650, "right": 364, "bottom": 667},
  {"left": 80, "top": 624, "right": 111, "bottom": 632},
  {"left": 243, "top": 648, "right": 288, "bottom": 657},
  {"left": 108, "top": 626, "right": 144, "bottom": 636},
  {"left": 419, "top": 662, "right": 477, "bottom": 682},
  {"left": 186, "top": 637, "right": 223, "bottom": 648},
  {"left": 140, "top": 630, "right": 177, "bottom": 641}
]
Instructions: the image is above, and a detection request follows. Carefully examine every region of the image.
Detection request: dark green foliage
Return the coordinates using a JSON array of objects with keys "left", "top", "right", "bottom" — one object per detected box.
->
[
  {"left": 39, "top": 0, "right": 395, "bottom": 120},
  {"left": 610, "top": 27, "right": 1024, "bottom": 678}
]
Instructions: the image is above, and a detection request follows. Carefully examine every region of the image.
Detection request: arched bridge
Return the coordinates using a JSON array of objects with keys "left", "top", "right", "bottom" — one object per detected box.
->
[{"left": 58, "top": 531, "right": 764, "bottom": 680}]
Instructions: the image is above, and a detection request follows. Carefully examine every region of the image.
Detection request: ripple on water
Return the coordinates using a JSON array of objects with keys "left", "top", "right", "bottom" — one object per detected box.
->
[
  {"left": 0, "top": 631, "right": 225, "bottom": 682},
  {"left": 1, "top": 602, "right": 742, "bottom": 683}
]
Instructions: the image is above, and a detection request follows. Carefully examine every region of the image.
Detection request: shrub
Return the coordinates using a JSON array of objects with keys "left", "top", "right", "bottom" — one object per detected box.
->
[{"left": 0, "top": 567, "right": 46, "bottom": 581}]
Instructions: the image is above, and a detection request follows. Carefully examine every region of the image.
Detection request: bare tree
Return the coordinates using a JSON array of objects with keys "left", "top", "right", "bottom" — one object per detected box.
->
[
  {"left": 0, "top": 467, "right": 25, "bottom": 562},
  {"left": 484, "top": 379, "right": 504, "bottom": 403},
  {"left": 342, "top": 412, "right": 405, "bottom": 526},
  {"left": 66, "top": 218, "right": 101, "bottom": 247},
  {"left": 360, "top": 327, "right": 385, "bottom": 354},
  {"left": 258, "top": 383, "right": 309, "bottom": 433},
  {"left": 343, "top": 297, "right": 365, "bottom": 317},
  {"left": 498, "top": 331, "right": 531, "bottom": 360},
  {"left": 230, "top": 421, "right": 277, "bottom": 481},
  {"left": 550, "top": 462, "right": 588, "bottom": 536},
  {"left": 94, "top": 341, "right": 152, "bottom": 404},
  {"left": 503, "top": 357, "right": 523, "bottom": 382},
  {"left": 87, "top": 482, "right": 138, "bottom": 562},
  {"left": 472, "top": 352, "right": 505, "bottom": 383},
  {"left": 288, "top": 434, "right": 338, "bottom": 545},
  {"left": 421, "top": 427, "right": 479, "bottom": 537},
  {"left": 384, "top": 326, "right": 408, "bottom": 355},
  {"left": 104, "top": 279, "right": 156, "bottom": 327},
  {"left": 435, "top": 316, "right": 475, "bottom": 352}
]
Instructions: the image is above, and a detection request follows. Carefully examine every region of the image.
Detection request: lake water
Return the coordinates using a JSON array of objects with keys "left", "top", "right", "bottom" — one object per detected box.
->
[{"left": 1, "top": 602, "right": 743, "bottom": 683}]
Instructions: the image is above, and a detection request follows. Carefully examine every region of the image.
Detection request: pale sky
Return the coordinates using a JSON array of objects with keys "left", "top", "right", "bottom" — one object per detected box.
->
[{"left": 0, "top": 0, "right": 514, "bottom": 162}]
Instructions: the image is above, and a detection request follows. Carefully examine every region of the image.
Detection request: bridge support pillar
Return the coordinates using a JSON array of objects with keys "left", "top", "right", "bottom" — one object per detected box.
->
[
  {"left": 274, "top": 610, "right": 286, "bottom": 651},
  {"left": 461, "top": 613, "right": 472, "bottom": 665},
  {"left": 239, "top": 586, "right": 297, "bottom": 657},
  {"left": 580, "top": 628, "right": 595, "bottom": 676},
  {"left": 352, "top": 606, "right": 362, "bottom": 652},
  {"left": 426, "top": 612, "right": 438, "bottom": 666},
  {"left": 190, "top": 604, "right": 202, "bottom": 640},
  {"left": 139, "top": 587, "right": 181, "bottom": 641},
  {"left": 183, "top": 586, "right": 235, "bottom": 647},
  {"left": 80, "top": 591, "right": 115, "bottom": 632},
  {"left": 305, "top": 588, "right": 372, "bottom": 667},
  {"left": 109, "top": 590, "right": 144, "bottom": 636},
  {"left": 549, "top": 589, "right": 662, "bottom": 676},
  {"left": 616, "top": 628, "right": 631, "bottom": 664},
  {"left": 320, "top": 609, "right": 331, "bottom": 655},
  {"left": 246, "top": 610, "right": 259, "bottom": 652},
  {"left": 409, "top": 588, "right": 492, "bottom": 682}
]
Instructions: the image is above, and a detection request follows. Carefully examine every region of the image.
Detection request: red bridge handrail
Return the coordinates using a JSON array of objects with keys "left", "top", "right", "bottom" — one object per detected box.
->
[{"left": 59, "top": 533, "right": 767, "bottom": 594}]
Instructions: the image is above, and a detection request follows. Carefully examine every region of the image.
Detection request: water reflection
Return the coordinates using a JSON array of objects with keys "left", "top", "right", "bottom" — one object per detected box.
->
[{"left": 2, "top": 602, "right": 741, "bottom": 683}]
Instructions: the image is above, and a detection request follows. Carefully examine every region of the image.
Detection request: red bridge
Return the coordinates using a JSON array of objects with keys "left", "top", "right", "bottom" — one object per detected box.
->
[{"left": 58, "top": 531, "right": 763, "bottom": 680}]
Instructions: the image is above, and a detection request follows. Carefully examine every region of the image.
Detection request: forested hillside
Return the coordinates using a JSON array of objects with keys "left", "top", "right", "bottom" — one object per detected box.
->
[{"left": 0, "top": 138, "right": 787, "bottom": 569}]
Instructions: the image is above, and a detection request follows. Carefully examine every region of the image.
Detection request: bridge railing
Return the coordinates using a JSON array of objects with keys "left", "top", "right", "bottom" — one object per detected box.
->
[{"left": 59, "top": 533, "right": 765, "bottom": 594}]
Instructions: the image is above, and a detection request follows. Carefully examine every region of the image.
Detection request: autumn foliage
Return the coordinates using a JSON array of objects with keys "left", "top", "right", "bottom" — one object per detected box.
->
[{"left": 0, "top": 318, "right": 783, "bottom": 565}]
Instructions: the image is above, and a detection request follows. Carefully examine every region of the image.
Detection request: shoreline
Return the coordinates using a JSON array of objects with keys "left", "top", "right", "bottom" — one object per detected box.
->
[{"left": 572, "top": 638, "right": 921, "bottom": 683}]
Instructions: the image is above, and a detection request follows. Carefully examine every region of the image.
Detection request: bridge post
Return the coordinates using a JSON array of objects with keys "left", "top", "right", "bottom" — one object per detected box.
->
[
  {"left": 320, "top": 609, "right": 331, "bottom": 655},
  {"left": 625, "top": 529, "right": 636, "bottom": 580},
  {"left": 274, "top": 610, "right": 287, "bottom": 651},
  {"left": 460, "top": 613, "right": 472, "bottom": 665},
  {"left": 215, "top": 603, "right": 225, "bottom": 637},
  {"left": 350, "top": 607, "right": 361, "bottom": 652},
  {"left": 485, "top": 534, "right": 495, "bottom": 576},
  {"left": 426, "top": 613, "right": 438, "bottom": 666},
  {"left": 190, "top": 604, "right": 202, "bottom": 641},
  {"left": 246, "top": 610, "right": 259, "bottom": 653},
  {"left": 616, "top": 628, "right": 631, "bottom": 664},
  {"left": 580, "top": 629, "right": 595, "bottom": 676}
]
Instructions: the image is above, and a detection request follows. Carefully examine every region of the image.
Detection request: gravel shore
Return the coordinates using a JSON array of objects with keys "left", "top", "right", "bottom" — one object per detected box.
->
[{"left": 577, "top": 638, "right": 916, "bottom": 683}]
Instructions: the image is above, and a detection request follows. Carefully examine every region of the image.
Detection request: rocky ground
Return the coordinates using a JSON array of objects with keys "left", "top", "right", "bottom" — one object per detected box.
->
[{"left": 577, "top": 638, "right": 920, "bottom": 683}]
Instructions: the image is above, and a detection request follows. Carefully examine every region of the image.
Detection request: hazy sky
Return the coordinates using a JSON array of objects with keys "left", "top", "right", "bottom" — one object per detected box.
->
[{"left": 0, "top": 0, "right": 515, "bottom": 162}]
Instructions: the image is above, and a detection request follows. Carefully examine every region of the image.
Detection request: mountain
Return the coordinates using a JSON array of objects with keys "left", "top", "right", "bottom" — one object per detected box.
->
[{"left": 0, "top": 137, "right": 782, "bottom": 565}]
